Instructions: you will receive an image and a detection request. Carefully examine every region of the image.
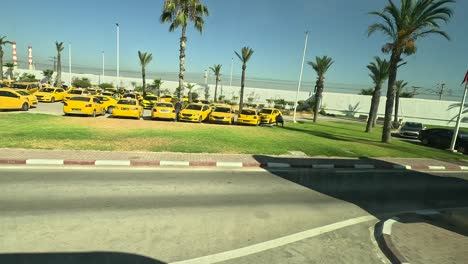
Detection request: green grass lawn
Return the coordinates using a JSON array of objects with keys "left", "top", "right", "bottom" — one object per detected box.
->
[{"left": 0, "top": 113, "right": 466, "bottom": 160}]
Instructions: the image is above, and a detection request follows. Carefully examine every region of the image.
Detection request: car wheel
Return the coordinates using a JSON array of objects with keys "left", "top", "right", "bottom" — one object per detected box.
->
[
  {"left": 456, "top": 145, "right": 466, "bottom": 154},
  {"left": 198, "top": 117, "right": 202, "bottom": 123},
  {"left": 107, "top": 106, "right": 114, "bottom": 114},
  {"left": 51, "top": 97, "right": 55, "bottom": 103},
  {"left": 92, "top": 110, "right": 96, "bottom": 118},
  {"left": 21, "top": 103, "right": 29, "bottom": 111}
]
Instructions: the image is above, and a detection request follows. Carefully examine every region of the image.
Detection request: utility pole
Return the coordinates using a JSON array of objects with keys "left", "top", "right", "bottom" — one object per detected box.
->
[
  {"left": 229, "top": 57, "right": 233, "bottom": 88},
  {"left": 116, "top": 22, "right": 120, "bottom": 88},
  {"left": 293, "top": 31, "right": 309, "bottom": 123},
  {"left": 102, "top": 51, "right": 105, "bottom": 80},
  {"left": 449, "top": 82, "right": 468, "bottom": 151},
  {"left": 68, "top": 43, "right": 72, "bottom": 86},
  {"left": 438, "top": 83, "right": 446, "bottom": 100}
]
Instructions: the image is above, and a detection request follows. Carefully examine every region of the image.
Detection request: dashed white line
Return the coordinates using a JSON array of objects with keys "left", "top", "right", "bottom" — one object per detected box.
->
[
  {"left": 26, "top": 159, "right": 64, "bottom": 165},
  {"left": 95, "top": 160, "right": 131, "bottom": 166}
]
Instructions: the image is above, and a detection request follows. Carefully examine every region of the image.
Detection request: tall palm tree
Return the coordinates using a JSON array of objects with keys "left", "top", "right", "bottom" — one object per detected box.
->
[
  {"left": 365, "top": 57, "right": 390, "bottom": 133},
  {"left": 308, "top": 56, "right": 334, "bottom": 123},
  {"left": 235, "top": 47, "right": 254, "bottom": 111},
  {"left": 210, "top": 64, "right": 222, "bottom": 102},
  {"left": 394, "top": 80, "right": 408, "bottom": 124},
  {"left": 42, "top": 69, "right": 54, "bottom": 84},
  {"left": 160, "top": 0, "right": 209, "bottom": 100},
  {"left": 186, "top": 83, "right": 195, "bottom": 102},
  {"left": 138, "top": 51, "right": 153, "bottom": 95},
  {"left": 4, "top": 62, "right": 15, "bottom": 80},
  {"left": 369, "top": 0, "right": 455, "bottom": 143},
  {"left": 0, "top": 36, "right": 13, "bottom": 80},
  {"left": 55, "top": 41, "right": 64, "bottom": 87},
  {"left": 153, "top": 79, "right": 164, "bottom": 97}
]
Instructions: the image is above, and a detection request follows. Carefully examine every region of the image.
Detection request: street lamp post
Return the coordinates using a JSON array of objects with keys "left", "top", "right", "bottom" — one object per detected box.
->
[
  {"left": 229, "top": 57, "right": 233, "bottom": 88},
  {"left": 116, "top": 23, "right": 120, "bottom": 88},
  {"left": 293, "top": 31, "right": 309, "bottom": 123},
  {"left": 102, "top": 51, "right": 105, "bottom": 80},
  {"left": 449, "top": 81, "right": 468, "bottom": 152},
  {"left": 68, "top": 43, "right": 72, "bottom": 86}
]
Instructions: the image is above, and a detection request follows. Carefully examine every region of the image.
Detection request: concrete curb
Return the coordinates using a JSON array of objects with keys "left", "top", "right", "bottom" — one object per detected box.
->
[{"left": 0, "top": 159, "right": 466, "bottom": 170}]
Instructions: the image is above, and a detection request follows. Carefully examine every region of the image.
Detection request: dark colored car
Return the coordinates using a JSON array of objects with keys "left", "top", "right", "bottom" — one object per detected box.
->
[
  {"left": 419, "top": 128, "right": 468, "bottom": 154},
  {"left": 398, "top": 122, "right": 425, "bottom": 138}
]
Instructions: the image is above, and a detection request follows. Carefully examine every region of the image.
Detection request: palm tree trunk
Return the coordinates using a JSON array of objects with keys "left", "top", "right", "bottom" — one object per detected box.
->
[
  {"left": 56, "top": 53, "right": 62, "bottom": 87},
  {"left": 178, "top": 25, "right": 187, "bottom": 100},
  {"left": 313, "top": 78, "right": 323, "bottom": 123},
  {"left": 394, "top": 92, "right": 400, "bottom": 123},
  {"left": 0, "top": 48, "right": 4, "bottom": 80},
  {"left": 382, "top": 51, "right": 400, "bottom": 143},
  {"left": 142, "top": 66, "right": 146, "bottom": 95},
  {"left": 365, "top": 85, "right": 381, "bottom": 133},
  {"left": 239, "top": 65, "right": 246, "bottom": 112},
  {"left": 214, "top": 78, "right": 218, "bottom": 103},
  {"left": 9, "top": 67, "right": 13, "bottom": 80},
  {"left": 188, "top": 89, "right": 192, "bottom": 102}
]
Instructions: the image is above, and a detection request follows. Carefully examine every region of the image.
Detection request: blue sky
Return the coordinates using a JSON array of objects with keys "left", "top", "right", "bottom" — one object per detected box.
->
[{"left": 2, "top": 0, "right": 467, "bottom": 95}]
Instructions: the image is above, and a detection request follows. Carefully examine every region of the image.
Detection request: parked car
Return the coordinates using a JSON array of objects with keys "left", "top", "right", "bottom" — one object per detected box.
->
[
  {"left": 259, "top": 108, "right": 282, "bottom": 124},
  {"left": 11, "top": 82, "right": 40, "bottom": 94},
  {"left": 178, "top": 103, "right": 211, "bottom": 123},
  {"left": 237, "top": 109, "right": 260, "bottom": 126},
  {"left": 122, "top": 93, "right": 139, "bottom": 100},
  {"left": 112, "top": 99, "right": 143, "bottom": 120},
  {"left": 15, "top": 90, "right": 38, "bottom": 108},
  {"left": 63, "top": 96, "right": 104, "bottom": 117},
  {"left": 151, "top": 102, "right": 176, "bottom": 121},
  {"left": 96, "top": 95, "right": 118, "bottom": 114},
  {"left": 419, "top": 128, "right": 468, "bottom": 154},
  {"left": 398, "top": 122, "right": 425, "bottom": 138},
  {"left": 34, "top": 87, "right": 66, "bottom": 102},
  {"left": 0, "top": 88, "right": 31, "bottom": 111},
  {"left": 159, "top": 95, "right": 174, "bottom": 103},
  {"left": 209, "top": 105, "right": 235, "bottom": 125},
  {"left": 64, "top": 89, "right": 87, "bottom": 101},
  {"left": 141, "top": 95, "right": 159, "bottom": 109}
]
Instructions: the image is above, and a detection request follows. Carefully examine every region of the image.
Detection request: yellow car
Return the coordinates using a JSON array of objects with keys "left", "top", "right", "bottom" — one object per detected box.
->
[
  {"left": 209, "top": 105, "right": 235, "bottom": 125},
  {"left": 160, "top": 95, "right": 174, "bottom": 103},
  {"left": 1, "top": 80, "right": 14, "bottom": 87},
  {"left": 151, "top": 102, "right": 176, "bottom": 120},
  {"left": 141, "top": 95, "right": 159, "bottom": 109},
  {"left": 178, "top": 103, "right": 211, "bottom": 123},
  {"left": 11, "top": 82, "right": 40, "bottom": 94},
  {"left": 237, "top": 109, "right": 261, "bottom": 126},
  {"left": 0, "top": 82, "right": 10, "bottom": 88},
  {"left": 96, "top": 95, "right": 118, "bottom": 114},
  {"left": 112, "top": 99, "right": 144, "bottom": 120},
  {"left": 64, "top": 89, "right": 87, "bottom": 101},
  {"left": 15, "top": 90, "right": 38, "bottom": 108},
  {"left": 0, "top": 88, "right": 31, "bottom": 111},
  {"left": 34, "top": 87, "right": 66, "bottom": 102},
  {"left": 63, "top": 96, "right": 105, "bottom": 117},
  {"left": 259, "top": 108, "right": 282, "bottom": 124}
]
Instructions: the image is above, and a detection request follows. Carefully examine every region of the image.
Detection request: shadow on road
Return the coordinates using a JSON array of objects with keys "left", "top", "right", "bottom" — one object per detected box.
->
[{"left": 0, "top": 251, "right": 166, "bottom": 264}]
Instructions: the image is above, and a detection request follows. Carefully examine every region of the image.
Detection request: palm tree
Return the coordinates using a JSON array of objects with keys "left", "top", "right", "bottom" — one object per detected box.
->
[
  {"left": 153, "top": 79, "right": 164, "bottom": 97},
  {"left": 55, "top": 41, "right": 64, "bottom": 87},
  {"left": 235, "top": 47, "right": 254, "bottom": 111},
  {"left": 160, "top": 0, "right": 209, "bottom": 100},
  {"left": 210, "top": 64, "right": 222, "bottom": 102},
  {"left": 186, "top": 83, "right": 195, "bottom": 102},
  {"left": 394, "top": 80, "right": 408, "bottom": 124},
  {"left": 138, "top": 51, "right": 153, "bottom": 95},
  {"left": 42, "top": 69, "right": 54, "bottom": 84},
  {"left": 0, "top": 36, "right": 13, "bottom": 80},
  {"left": 369, "top": 0, "right": 455, "bottom": 143},
  {"left": 365, "top": 57, "right": 390, "bottom": 133},
  {"left": 308, "top": 56, "right": 334, "bottom": 123},
  {"left": 4, "top": 62, "right": 15, "bottom": 80}
]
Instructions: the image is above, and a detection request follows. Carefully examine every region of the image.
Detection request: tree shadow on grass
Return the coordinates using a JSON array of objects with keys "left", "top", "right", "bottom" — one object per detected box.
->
[{"left": 0, "top": 251, "right": 166, "bottom": 264}]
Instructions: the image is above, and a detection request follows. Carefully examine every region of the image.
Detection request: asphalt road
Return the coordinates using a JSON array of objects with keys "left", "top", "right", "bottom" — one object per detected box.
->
[{"left": 0, "top": 167, "right": 467, "bottom": 264}]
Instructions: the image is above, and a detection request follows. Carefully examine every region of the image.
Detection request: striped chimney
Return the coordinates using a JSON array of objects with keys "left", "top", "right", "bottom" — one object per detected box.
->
[
  {"left": 28, "top": 46, "right": 33, "bottom": 70},
  {"left": 12, "top": 42, "right": 17, "bottom": 69}
]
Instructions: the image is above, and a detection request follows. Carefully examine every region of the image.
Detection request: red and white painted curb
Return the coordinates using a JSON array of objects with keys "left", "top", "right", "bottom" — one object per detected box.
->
[{"left": 0, "top": 159, "right": 467, "bottom": 170}]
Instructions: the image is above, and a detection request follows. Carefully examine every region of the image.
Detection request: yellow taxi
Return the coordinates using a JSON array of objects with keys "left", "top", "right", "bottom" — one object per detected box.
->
[
  {"left": 0, "top": 83, "right": 8, "bottom": 88},
  {"left": 1, "top": 80, "right": 14, "bottom": 87},
  {"left": 178, "top": 103, "right": 212, "bottom": 123},
  {"left": 10, "top": 82, "right": 40, "bottom": 94},
  {"left": 15, "top": 90, "right": 38, "bottom": 108},
  {"left": 122, "top": 93, "right": 139, "bottom": 100},
  {"left": 63, "top": 96, "right": 105, "bottom": 117},
  {"left": 34, "top": 87, "right": 66, "bottom": 102},
  {"left": 112, "top": 99, "right": 143, "bottom": 120},
  {"left": 96, "top": 95, "right": 118, "bottom": 114},
  {"left": 141, "top": 94, "right": 159, "bottom": 109},
  {"left": 64, "top": 89, "right": 87, "bottom": 101},
  {"left": 237, "top": 109, "right": 261, "bottom": 126},
  {"left": 0, "top": 88, "right": 31, "bottom": 111},
  {"left": 259, "top": 108, "right": 282, "bottom": 124},
  {"left": 160, "top": 95, "right": 174, "bottom": 103},
  {"left": 151, "top": 102, "right": 176, "bottom": 121},
  {"left": 209, "top": 105, "right": 235, "bottom": 125}
]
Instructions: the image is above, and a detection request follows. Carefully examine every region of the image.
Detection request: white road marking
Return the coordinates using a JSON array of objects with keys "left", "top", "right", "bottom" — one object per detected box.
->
[
  {"left": 26, "top": 159, "right": 64, "bottom": 165},
  {"left": 216, "top": 162, "right": 243, "bottom": 167},
  {"left": 160, "top": 161, "right": 190, "bottom": 166},
  {"left": 95, "top": 160, "right": 131, "bottom": 166},
  {"left": 428, "top": 166, "right": 446, "bottom": 170},
  {"left": 382, "top": 218, "right": 399, "bottom": 235},
  {"left": 170, "top": 215, "right": 377, "bottom": 264},
  {"left": 459, "top": 166, "right": 468, "bottom": 170}
]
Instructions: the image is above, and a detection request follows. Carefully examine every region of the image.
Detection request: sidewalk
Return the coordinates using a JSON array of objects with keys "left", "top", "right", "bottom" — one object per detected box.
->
[
  {"left": 378, "top": 209, "right": 468, "bottom": 264},
  {"left": 1, "top": 148, "right": 468, "bottom": 170}
]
